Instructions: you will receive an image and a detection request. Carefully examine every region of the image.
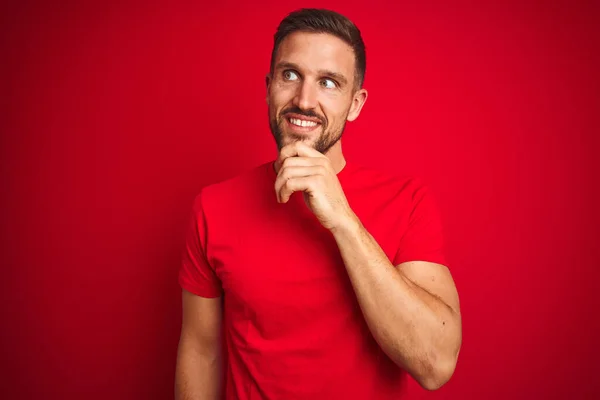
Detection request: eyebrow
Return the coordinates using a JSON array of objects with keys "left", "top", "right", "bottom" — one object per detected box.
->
[{"left": 275, "top": 61, "right": 349, "bottom": 87}]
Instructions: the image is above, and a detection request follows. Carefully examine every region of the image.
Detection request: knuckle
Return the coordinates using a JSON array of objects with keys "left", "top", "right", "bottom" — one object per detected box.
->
[
  {"left": 280, "top": 168, "right": 289, "bottom": 180},
  {"left": 282, "top": 157, "right": 293, "bottom": 168},
  {"left": 317, "top": 159, "right": 329, "bottom": 169}
]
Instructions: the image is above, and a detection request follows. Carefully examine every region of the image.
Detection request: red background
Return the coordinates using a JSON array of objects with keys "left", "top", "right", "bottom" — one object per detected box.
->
[{"left": 2, "top": 1, "right": 599, "bottom": 399}]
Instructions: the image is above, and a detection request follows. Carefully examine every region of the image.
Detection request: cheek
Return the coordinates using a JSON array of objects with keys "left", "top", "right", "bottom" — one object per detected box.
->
[
  {"left": 320, "top": 92, "right": 347, "bottom": 110},
  {"left": 271, "top": 84, "right": 296, "bottom": 106},
  {"left": 321, "top": 101, "right": 349, "bottom": 126}
]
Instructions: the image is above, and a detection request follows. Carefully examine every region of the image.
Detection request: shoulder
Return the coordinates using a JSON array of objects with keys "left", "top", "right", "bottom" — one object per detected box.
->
[
  {"left": 191, "top": 161, "right": 273, "bottom": 214},
  {"left": 348, "top": 162, "right": 432, "bottom": 203}
]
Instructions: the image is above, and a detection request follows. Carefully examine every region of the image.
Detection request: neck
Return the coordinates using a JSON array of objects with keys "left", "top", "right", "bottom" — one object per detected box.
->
[{"left": 323, "top": 140, "right": 346, "bottom": 174}]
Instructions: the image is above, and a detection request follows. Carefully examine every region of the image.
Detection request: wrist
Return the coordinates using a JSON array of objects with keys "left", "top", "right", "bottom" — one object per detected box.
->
[{"left": 330, "top": 211, "right": 362, "bottom": 237}]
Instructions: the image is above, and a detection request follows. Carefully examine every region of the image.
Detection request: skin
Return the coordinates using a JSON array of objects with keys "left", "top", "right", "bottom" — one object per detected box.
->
[
  {"left": 175, "top": 291, "right": 222, "bottom": 399},
  {"left": 175, "top": 31, "right": 462, "bottom": 399},
  {"left": 266, "top": 31, "right": 367, "bottom": 171}
]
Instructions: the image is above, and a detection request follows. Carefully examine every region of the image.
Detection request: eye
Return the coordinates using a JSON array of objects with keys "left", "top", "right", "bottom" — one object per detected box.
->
[
  {"left": 283, "top": 70, "right": 299, "bottom": 81},
  {"left": 320, "top": 78, "right": 337, "bottom": 89}
]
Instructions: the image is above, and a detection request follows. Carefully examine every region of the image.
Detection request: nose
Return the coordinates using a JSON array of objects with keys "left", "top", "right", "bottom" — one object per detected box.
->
[{"left": 293, "top": 80, "right": 318, "bottom": 111}]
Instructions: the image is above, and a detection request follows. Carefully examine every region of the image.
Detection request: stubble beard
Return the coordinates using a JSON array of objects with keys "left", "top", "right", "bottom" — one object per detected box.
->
[{"left": 269, "top": 111, "right": 347, "bottom": 155}]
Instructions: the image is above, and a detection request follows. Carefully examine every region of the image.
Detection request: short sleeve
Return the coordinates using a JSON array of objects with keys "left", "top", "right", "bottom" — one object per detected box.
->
[
  {"left": 393, "top": 182, "right": 447, "bottom": 267},
  {"left": 178, "top": 191, "right": 223, "bottom": 298}
]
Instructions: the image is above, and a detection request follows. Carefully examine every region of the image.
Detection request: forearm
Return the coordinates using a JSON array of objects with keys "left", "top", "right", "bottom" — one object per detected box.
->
[
  {"left": 331, "top": 217, "right": 460, "bottom": 390},
  {"left": 175, "top": 338, "right": 222, "bottom": 400}
]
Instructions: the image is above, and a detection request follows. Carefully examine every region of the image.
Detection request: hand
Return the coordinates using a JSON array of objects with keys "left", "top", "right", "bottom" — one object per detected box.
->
[{"left": 274, "top": 142, "right": 357, "bottom": 231}]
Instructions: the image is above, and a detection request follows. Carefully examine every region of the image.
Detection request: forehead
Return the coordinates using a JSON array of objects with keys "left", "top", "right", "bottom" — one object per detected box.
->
[{"left": 275, "top": 32, "right": 355, "bottom": 79}]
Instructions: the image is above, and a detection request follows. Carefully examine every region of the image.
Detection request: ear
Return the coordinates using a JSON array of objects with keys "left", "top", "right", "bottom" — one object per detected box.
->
[{"left": 347, "top": 88, "right": 368, "bottom": 122}]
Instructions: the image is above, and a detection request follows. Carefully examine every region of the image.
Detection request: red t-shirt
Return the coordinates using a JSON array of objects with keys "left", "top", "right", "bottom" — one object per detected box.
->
[{"left": 179, "top": 160, "right": 447, "bottom": 399}]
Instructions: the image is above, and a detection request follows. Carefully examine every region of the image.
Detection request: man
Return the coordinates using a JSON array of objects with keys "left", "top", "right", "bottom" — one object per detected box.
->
[{"left": 175, "top": 8, "right": 461, "bottom": 400}]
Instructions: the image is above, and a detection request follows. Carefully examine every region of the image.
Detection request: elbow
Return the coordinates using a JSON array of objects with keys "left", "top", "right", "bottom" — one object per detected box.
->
[
  {"left": 415, "top": 352, "right": 458, "bottom": 391},
  {"left": 417, "top": 325, "right": 462, "bottom": 391}
]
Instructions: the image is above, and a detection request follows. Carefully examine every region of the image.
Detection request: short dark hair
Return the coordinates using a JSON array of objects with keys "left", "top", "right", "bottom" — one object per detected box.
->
[{"left": 270, "top": 8, "right": 366, "bottom": 88}]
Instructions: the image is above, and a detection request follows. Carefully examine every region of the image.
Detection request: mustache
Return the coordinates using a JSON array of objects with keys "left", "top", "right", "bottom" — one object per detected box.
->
[{"left": 280, "top": 107, "right": 326, "bottom": 125}]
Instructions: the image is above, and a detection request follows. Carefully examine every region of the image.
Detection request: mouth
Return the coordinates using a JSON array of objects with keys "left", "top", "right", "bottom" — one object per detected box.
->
[{"left": 284, "top": 113, "right": 322, "bottom": 134}]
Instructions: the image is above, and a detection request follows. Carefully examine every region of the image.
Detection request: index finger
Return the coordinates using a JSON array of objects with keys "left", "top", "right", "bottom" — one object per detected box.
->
[{"left": 275, "top": 142, "right": 326, "bottom": 172}]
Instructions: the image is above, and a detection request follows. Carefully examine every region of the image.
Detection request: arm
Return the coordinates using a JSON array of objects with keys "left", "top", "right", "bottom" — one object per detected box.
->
[
  {"left": 273, "top": 142, "right": 462, "bottom": 390},
  {"left": 175, "top": 289, "right": 223, "bottom": 400},
  {"left": 331, "top": 218, "right": 462, "bottom": 391}
]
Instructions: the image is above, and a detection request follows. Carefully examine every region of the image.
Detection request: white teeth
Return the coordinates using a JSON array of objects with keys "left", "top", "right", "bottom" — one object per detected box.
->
[{"left": 290, "top": 118, "right": 317, "bottom": 127}]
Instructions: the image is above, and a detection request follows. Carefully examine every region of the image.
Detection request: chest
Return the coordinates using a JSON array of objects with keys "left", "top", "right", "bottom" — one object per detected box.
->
[
  {"left": 211, "top": 196, "right": 345, "bottom": 308},
  {"left": 211, "top": 193, "right": 403, "bottom": 308}
]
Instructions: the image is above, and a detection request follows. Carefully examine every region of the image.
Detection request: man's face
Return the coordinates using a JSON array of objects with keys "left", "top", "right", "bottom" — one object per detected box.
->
[{"left": 267, "top": 32, "right": 367, "bottom": 153}]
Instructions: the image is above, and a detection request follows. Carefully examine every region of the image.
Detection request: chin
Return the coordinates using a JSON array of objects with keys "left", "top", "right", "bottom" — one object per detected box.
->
[{"left": 283, "top": 135, "right": 316, "bottom": 148}]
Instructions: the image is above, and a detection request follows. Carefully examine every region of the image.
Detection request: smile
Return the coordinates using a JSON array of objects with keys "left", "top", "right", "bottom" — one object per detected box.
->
[{"left": 289, "top": 118, "right": 318, "bottom": 127}]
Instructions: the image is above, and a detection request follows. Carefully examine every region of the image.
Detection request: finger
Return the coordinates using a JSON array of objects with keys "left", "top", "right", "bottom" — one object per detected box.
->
[
  {"left": 280, "top": 156, "right": 326, "bottom": 170},
  {"left": 275, "top": 165, "right": 326, "bottom": 201},
  {"left": 291, "top": 141, "right": 326, "bottom": 157},
  {"left": 275, "top": 142, "right": 327, "bottom": 172},
  {"left": 278, "top": 176, "right": 315, "bottom": 203},
  {"left": 285, "top": 141, "right": 327, "bottom": 159}
]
